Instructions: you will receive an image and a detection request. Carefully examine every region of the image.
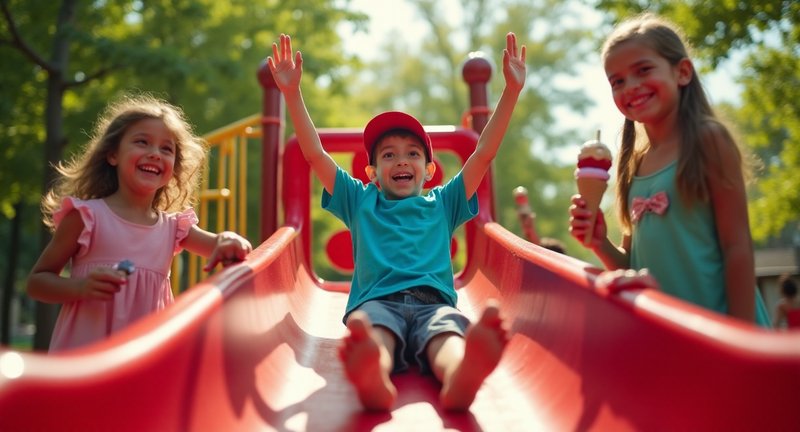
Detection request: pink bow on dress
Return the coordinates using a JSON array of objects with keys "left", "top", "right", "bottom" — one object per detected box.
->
[{"left": 630, "top": 191, "right": 669, "bottom": 223}]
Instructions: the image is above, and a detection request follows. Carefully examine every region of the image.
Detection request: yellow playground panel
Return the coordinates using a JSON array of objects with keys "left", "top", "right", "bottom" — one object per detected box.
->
[{"left": 170, "top": 114, "right": 260, "bottom": 293}]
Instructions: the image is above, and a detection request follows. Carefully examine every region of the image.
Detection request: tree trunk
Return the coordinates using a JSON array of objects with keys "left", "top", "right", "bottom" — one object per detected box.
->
[
  {"left": 33, "top": 0, "right": 75, "bottom": 351},
  {"left": 1, "top": 202, "right": 22, "bottom": 345}
]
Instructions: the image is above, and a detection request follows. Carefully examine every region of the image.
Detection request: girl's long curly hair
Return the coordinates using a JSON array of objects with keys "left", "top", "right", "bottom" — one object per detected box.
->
[
  {"left": 42, "top": 94, "right": 207, "bottom": 230},
  {"left": 602, "top": 13, "right": 747, "bottom": 234}
]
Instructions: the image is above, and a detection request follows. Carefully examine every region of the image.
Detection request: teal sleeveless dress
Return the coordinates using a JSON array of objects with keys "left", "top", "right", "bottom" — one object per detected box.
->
[{"left": 628, "top": 160, "right": 770, "bottom": 327}]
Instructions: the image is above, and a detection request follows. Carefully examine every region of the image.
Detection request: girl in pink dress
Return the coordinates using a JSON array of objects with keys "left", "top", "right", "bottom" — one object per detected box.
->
[{"left": 27, "top": 94, "right": 253, "bottom": 352}]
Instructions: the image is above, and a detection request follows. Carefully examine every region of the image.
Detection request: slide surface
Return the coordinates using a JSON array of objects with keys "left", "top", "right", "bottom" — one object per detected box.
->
[{"left": 2, "top": 129, "right": 799, "bottom": 431}]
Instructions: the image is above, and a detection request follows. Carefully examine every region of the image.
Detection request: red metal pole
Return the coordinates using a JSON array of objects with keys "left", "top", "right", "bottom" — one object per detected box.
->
[
  {"left": 257, "top": 59, "right": 284, "bottom": 242},
  {"left": 461, "top": 53, "right": 495, "bottom": 219},
  {"left": 461, "top": 54, "right": 492, "bottom": 134}
]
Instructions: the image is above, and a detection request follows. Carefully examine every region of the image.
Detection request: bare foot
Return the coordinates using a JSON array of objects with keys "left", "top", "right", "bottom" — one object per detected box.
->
[
  {"left": 440, "top": 299, "right": 508, "bottom": 411},
  {"left": 338, "top": 311, "right": 397, "bottom": 411}
]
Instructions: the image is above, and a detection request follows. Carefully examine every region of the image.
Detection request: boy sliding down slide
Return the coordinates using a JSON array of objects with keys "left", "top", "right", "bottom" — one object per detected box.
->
[{"left": 267, "top": 32, "right": 526, "bottom": 411}]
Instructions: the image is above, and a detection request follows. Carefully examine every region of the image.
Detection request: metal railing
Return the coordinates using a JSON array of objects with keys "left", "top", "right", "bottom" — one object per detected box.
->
[{"left": 170, "top": 113, "right": 261, "bottom": 293}]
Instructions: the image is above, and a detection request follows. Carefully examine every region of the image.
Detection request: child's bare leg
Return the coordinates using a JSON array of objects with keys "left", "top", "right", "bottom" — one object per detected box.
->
[
  {"left": 429, "top": 300, "right": 508, "bottom": 411},
  {"left": 338, "top": 311, "right": 397, "bottom": 411}
]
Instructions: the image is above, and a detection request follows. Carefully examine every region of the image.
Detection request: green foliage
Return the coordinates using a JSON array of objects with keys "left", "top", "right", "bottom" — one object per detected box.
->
[
  {"left": 736, "top": 48, "right": 800, "bottom": 242},
  {"left": 593, "top": 0, "right": 797, "bottom": 67},
  {"left": 0, "top": 1, "right": 51, "bottom": 219},
  {"left": 1, "top": 0, "right": 365, "bottom": 209}
]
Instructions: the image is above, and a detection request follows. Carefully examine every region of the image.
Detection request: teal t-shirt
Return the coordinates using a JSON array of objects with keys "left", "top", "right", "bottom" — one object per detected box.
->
[
  {"left": 629, "top": 160, "right": 770, "bottom": 326},
  {"left": 322, "top": 167, "right": 478, "bottom": 320}
]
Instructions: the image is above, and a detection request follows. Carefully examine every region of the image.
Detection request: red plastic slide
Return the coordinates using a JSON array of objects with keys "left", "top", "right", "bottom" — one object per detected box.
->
[{"left": 2, "top": 129, "right": 799, "bottom": 431}]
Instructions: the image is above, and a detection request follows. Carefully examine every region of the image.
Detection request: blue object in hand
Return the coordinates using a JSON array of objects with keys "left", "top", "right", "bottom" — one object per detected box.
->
[{"left": 114, "top": 259, "right": 136, "bottom": 276}]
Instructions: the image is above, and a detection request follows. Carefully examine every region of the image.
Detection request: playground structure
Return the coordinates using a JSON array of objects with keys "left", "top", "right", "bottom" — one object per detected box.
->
[{"left": 1, "top": 55, "right": 800, "bottom": 432}]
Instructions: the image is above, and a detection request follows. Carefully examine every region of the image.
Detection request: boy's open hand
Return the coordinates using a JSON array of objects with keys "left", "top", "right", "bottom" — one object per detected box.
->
[
  {"left": 268, "top": 33, "right": 303, "bottom": 93},
  {"left": 503, "top": 32, "right": 527, "bottom": 92}
]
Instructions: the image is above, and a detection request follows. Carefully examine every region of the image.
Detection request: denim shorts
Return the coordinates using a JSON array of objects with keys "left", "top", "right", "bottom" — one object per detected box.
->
[{"left": 350, "top": 287, "right": 470, "bottom": 375}]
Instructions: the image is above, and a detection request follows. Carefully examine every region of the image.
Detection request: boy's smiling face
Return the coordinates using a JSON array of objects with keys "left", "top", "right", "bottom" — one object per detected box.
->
[{"left": 365, "top": 134, "right": 435, "bottom": 200}]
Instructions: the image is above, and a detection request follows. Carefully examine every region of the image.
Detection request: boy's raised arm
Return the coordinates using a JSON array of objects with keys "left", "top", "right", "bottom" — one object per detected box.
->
[
  {"left": 461, "top": 32, "right": 527, "bottom": 198},
  {"left": 268, "top": 34, "right": 338, "bottom": 194}
]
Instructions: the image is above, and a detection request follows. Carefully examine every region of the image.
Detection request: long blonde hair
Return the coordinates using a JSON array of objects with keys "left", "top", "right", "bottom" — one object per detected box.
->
[
  {"left": 602, "top": 13, "right": 745, "bottom": 233},
  {"left": 42, "top": 94, "right": 207, "bottom": 229}
]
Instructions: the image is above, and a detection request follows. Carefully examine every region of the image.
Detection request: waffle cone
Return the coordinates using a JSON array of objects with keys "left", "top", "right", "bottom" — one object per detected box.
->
[{"left": 576, "top": 177, "right": 607, "bottom": 245}]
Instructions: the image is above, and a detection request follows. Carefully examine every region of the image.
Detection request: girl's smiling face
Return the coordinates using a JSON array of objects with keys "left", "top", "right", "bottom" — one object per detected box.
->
[
  {"left": 604, "top": 40, "right": 692, "bottom": 127},
  {"left": 366, "top": 135, "right": 435, "bottom": 200},
  {"left": 108, "top": 118, "right": 177, "bottom": 198}
]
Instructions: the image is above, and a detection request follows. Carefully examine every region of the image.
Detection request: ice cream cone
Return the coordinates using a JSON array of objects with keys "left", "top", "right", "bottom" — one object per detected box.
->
[
  {"left": 577, "top": 177, "right": 607, "bottom": 245},
  {"left": 575, "top": 130, "right": 611, "bottom": 246}
]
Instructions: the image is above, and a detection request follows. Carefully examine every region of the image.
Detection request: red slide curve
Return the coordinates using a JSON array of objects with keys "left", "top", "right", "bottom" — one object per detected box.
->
[{"left": 2, "top": 129, "right": 799, "bottom": 431}]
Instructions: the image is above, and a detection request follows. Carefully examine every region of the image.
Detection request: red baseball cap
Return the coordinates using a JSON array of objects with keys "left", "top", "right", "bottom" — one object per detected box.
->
[{"left": 363, "top": 111, "right": 433, "bottom": 164}]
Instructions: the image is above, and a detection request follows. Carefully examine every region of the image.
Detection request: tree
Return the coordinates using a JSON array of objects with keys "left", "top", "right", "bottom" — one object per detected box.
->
[
  {"left": 736, "top": 47, "right": 800, "bottom": 242},
  {"left": 2, "top": 0, "right": 111, "bottom": 349}
]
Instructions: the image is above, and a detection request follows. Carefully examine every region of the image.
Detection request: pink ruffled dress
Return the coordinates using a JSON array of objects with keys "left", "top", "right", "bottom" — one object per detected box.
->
[{"left": 49, "top": 197, "right": 198, "bottom": 352}]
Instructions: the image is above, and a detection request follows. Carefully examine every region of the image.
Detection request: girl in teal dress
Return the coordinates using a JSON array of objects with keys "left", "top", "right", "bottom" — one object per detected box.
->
[{"left": 568, "top": 13, "right": 770, "bottom": 326}]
